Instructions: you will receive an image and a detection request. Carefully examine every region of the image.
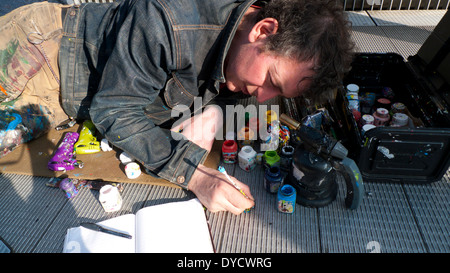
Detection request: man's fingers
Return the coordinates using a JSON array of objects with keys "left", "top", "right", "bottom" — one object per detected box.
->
[
  {"left": 223, "top": 182, "right": 255, "bottom": 214},
  {"left": 188, "top": 164, "right": 255, "bottom": 215}
]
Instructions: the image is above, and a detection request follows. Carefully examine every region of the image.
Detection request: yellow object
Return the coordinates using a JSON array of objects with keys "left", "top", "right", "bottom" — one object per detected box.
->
[
  {"left": 264, "top": 110, "right": 278, "bottom": 124},
  {"left": 74, "top": 120, "right": 101, "bottom": 154}
]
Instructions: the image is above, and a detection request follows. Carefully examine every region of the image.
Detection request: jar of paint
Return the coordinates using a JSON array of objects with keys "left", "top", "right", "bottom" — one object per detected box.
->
[
  {"left": 280, "top": 145, "right": 294, "bottom": 172},
  {"left": 237, "top": 126, "right": 255, "bottom": 148},
  {"left": 375, "top": 98, "right": 391, "bottom": 111},
  {"left": 277, "top": 184, "right": 296, "bottom": 214},
  {"left": 373, "top": 108, "right": 390, "bottom": 126},
  {"left": 391, "top": 102, "right": 406, "bottom": 114},
  {"left": 263, "top": 150, "right": 280, "bottom": 169},
  {"left": 238, "top": 145, "right": 257, "bottom": 172},
  {"left": 352, "top": 109, "right": 361, "bottom": 124},
  {"left": 348, "top": 99, "right": 360, "bottom": 112},
  {"left": 256, "top": 153, "right": 264, "bottom": 164},
  {"left": 59, "top": 178, "right": 79, "bottom": 199},
  {"left": 99, "top": 185, "right": 122, "bottom": 212},
  {"left": 360, "top": 92, "right": 376, "bottom": 114},
  {"left": 222, "top": 140, "right": 238, "bottom": 164},
  {"left": 391, "top": 113, "right": 409, "bottom": 127},
  {"left": 264, "top": 166, "right": 283, "bottom": 194},
  {"left": 346, "top": 84, "right": 359, "bottom": 100},
  {"left": 346, "top": 84, "right": 360, "bottom": 112},
  {"left": 361, "top": 114, "right": 375, "bottom": 126},
  {"left": 125, "top": 162, "right": 141, "bottom": 179}
]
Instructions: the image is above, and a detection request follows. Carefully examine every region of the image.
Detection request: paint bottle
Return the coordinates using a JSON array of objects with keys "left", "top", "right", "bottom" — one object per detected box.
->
[
  {"left": 256, "top": 153, "right": 264, "bottom": 164},
  {"left": 391, "top": 113, "right": 409, "bottom": 127},
  {"left": 222, "top": 140, "right": 238, "bottom": 164},
  {"left": 346, "top": 84, "right": 359, "bottom": 99},
  {"left": 346, "top": 84, "right": 360, "bottom": 111},
  {"left": 238, "top": 145, "right": 257, "bottom": 172},
  {"left": 277, "top": 184, "right": 296, "bottom": 214},
  {"left": 99, "top": 185, "right": 122, "bottom": 212},
  {"left": 352, "top": 109, "right": 361, "bottom": 124},
  {"left": 59, "top": 178, "right": 79, "bottom": 199},
  {"left": 263, "top": 150, "right": 280, "bottom": 169},
  {"left": 375, "top": 98, "right": 391, "bottom": 111},
  {"left": 373, "top": 108, "right": 390, "bottom": 126},
  {"left": 125, "top": 162, "right": 141, "bottom": 179},
  {"left": 361, "top": 114, "right": 375, "bottom": 127},
  {"left": 391, "top": 102, "right": 406, "bottom": 114},
  {"left": 360, "top": 92, "right": 376, "bottom": 114},
  {"left": 237, "top": 126, "right": 255, "bottom": 148},
  {"left": 280, "top": 145, "right": 294, "bottom": 172},
  {"left": 264, "top": 166, "right": 283, "bottom": 194}
]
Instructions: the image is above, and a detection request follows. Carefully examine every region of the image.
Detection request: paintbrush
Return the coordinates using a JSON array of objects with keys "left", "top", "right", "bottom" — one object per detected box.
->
[{"left": 218, "top": 166, "right": 254, "bottom": 202}]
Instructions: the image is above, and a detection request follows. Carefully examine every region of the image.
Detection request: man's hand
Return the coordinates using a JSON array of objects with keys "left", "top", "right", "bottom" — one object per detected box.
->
[{"left": 188, "top": 164, "right": 255, "bottom": 215}]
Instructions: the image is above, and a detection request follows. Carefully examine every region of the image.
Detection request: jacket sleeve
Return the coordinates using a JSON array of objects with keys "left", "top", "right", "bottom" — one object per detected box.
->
[{"left": 89, "top": 0, "right": 208, "bottom": 189}]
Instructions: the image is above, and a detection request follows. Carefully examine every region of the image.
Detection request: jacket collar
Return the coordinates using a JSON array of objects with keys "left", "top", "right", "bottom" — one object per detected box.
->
[{"left": 211, "top": 0, "right": 257, "bottom": 84}]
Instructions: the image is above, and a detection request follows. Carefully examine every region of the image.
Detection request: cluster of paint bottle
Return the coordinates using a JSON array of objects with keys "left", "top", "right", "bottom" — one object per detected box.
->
[
  {"left": 346, "top": 84, "right": 416, "bottom": 137},
  {"left": 221, "top": 110, "right": 296, "bottom": 214}
]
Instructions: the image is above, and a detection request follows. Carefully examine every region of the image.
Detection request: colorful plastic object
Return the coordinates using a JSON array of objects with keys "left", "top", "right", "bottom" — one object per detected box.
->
[
  {"left": 74, "top": 120, "right": 100, "bottom": 154},
  {"left": 48, "top": 132, "right": 83, "bottom": 171}
]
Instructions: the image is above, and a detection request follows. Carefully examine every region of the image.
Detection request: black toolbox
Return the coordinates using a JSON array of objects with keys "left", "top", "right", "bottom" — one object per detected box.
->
[{"left": 326, "top": 11, "right": 450, "bottom": 184}]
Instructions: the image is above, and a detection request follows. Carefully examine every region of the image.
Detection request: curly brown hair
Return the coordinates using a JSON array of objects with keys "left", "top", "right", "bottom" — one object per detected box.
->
[{"left": 255, "top": 0, "right": 354, "bottom": 104}]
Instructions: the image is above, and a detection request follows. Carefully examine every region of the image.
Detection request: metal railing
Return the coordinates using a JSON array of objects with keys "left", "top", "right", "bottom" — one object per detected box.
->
[
  {"left": 344, "top": 0, "right": 449, "bottom": 10},
  {"left": 72, "top": 0, "right": 449, "bottom": 10}
]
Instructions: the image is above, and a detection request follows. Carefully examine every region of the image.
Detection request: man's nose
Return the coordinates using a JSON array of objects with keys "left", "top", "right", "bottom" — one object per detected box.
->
[{"left": 256, "top": 87, "right": 279, "bottom": 103}]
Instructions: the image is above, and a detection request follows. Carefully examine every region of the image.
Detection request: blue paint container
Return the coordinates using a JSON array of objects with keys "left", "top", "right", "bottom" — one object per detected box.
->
[
  {"left": 277, "top": 184, "right": 296, "bottom": 214},
  {"left": 264, "top": 166, "right": 283, "bottom": 194}
]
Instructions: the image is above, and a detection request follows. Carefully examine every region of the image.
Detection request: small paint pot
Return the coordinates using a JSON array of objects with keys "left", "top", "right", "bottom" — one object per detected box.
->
[
  {"left": 264, "top": 166, "right": 283, "bottom": 194},
  {"left": 277, "top": 184, "right": 296, "bottom": 214},
  {"left": 222, "top": 140, "right": 238, "bottom": 164},
  {"left": 125, "top": 162, "right": 141, "bottom": 179},
  {"left": 99, "top": 185, "right": 122, "bottom": 212}
]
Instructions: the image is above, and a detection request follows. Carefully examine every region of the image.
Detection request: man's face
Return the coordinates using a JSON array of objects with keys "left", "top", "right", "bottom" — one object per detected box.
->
[{"left": 224, "top": 39, "right": 315, "bottom": 103}]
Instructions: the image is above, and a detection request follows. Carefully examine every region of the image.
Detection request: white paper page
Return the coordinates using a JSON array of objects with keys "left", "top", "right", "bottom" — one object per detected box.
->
[
  {"left": 63, "top": 214, "right": 136, "bottom": 253},
  {"left": 135, "top": 198, "right": 214, "bottom": 253}
]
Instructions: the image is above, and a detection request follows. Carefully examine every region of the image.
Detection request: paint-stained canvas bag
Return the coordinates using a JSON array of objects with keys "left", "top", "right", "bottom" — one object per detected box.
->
[{"left": 0, "top": 2, "right": 67, "bottom": 158}]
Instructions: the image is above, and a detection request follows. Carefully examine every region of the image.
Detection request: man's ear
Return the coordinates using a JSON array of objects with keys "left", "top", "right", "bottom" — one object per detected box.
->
[{"left": 248, "top": 18, "right": 278, "bottom": 43}]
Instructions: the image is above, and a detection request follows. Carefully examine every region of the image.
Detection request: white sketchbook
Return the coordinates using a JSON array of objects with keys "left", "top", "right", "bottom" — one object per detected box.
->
[{"left": 63, "top": 198, "right": 214, "bottom": 253}]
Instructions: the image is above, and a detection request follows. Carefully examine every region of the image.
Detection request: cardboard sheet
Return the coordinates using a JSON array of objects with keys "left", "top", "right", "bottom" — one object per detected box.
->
[{"left": 0, "top": 125, "right": 222, "bottom": 188}]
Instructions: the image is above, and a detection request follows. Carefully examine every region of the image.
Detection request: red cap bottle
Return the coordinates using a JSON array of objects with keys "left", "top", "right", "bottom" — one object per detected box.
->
[{"left": 222, "top": 140, "right": 238, "bottom": 164}]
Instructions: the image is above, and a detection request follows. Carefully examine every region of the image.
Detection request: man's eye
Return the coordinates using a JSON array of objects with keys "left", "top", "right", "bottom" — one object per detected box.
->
[{"left": 269, "top": 73, "right": 279, "bottom": 92}]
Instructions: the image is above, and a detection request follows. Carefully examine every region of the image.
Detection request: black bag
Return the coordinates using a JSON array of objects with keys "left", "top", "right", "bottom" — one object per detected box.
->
[{"left": 330, "top": 11, "right": 450, "bottom": 184}]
